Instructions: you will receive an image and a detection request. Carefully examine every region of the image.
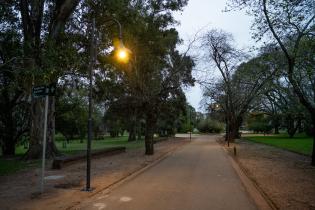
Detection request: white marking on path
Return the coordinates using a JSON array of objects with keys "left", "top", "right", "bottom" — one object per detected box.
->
[
  {"left": 44, "top": 175, "right": 64, "bottom": 180},
  {"left": 93, "top": 203, "right": 107, "bottom": 210},
  {"left": 97, "top": 195, "right": 109, "bottom": 200},
  {"left": 120, "top": 196, "right": 132, "bottom": 202}
]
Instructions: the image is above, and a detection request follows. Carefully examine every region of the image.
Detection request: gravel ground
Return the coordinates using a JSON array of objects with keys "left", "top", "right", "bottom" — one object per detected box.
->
[
  {"left": 0, "top": 138, "right": 188, "bottom": 210},
  {"left": 222, "top": 138, "right": 315, "bottom": 210}
]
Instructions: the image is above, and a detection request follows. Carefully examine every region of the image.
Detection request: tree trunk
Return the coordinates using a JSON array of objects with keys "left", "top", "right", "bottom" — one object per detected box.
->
[
  {"left": 312, "top": 134, "right": 315, "bottom": 166},
  {"left": 26, "top": 98, "right": 45, "bottom": 159},
  {"left": 225, "top": 123, "right": 229, "bottom": 142},
  {"left": 311, "top": 117, "right": 315, "bottom": 166},
  {"left": 225, "top": 115, "right": 231, "bottom": 143},
  {"left": 145, "top": 112, "right": 156, "bottom": 155},
  {"left": 273, "top": 115, "right": 280, "bottom": 134},
  {"left": 46, "top": 96, "right": 59, "bottom": 156},
  {"left": 229, "top": 125, "right": 238, "bottom": 141},
  {"left": 128, "top": 127, "right": 136, "bottom": 142},
  {"left": 137, "top": 122, "right": 142, "bottom": 140},
  {"left": 2, "top": 137, "right": 15, "bottom": 156},
  {"left": 25, "top": 96, "right": 58, "bottom": 159},
  {"left": 297, "top": 119, "right": 303, "bottom": 133},
  {"left": 228, "top": 117, "right": 241, "bottom": 142},
  {"left": 2, "top": 106, "right": 16, "bottom": 156},
  {"left": 287, "top": 115, "right": 298, "bottom": 138},
  {"left": 136, "top": 117, "right": 142, "bottom": 140},
  {"left": 274, "top": 125, "right": 279, "bottom": 134}
]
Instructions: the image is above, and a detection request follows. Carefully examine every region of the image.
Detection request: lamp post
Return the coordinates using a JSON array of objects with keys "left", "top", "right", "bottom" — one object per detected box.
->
[
  {"left": 189, "top": 107, "right": 192, "bottom": 141},
  {"left": 84, "top": 17, "right": 130, "bottom": 192},
  {"left": 85, "top": 16, "right": 95, "bottom": 192}
]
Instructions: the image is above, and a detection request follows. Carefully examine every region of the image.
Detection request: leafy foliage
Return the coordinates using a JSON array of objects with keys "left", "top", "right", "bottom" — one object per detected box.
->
[{"left": 197, "top": 118, "right": 224, "bottom": 134}]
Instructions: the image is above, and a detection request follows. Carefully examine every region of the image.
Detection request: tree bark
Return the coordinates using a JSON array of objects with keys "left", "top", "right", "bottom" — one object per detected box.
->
[
  {"left": 46, "top": 96, "right": 59, "bottom": 156},
  {"left": 311, "top": 116, "right": 315, "bottom": 166},
  {"left": 26, "top": 92, "right": 58, "bottom": 159},
  {"left": 312, "top": 131, "right": 315, "bottom": 166},
  {"left": 137, "top": 120, "right": 142, "bottom": 140},
  {"left": 128, "top": 127, "right": 136, "bottom": 142},
  {"left": 274, "top": 125, "right": 279, "bottom": 134},
  {"left": 229, "top": 124, "right": 239, "bottom": 141},
  {"left": 1, "top": 100, "right": 16, "bottom": 156},
  {"left": 128, "top": 114, "right": 137, "bottom": 142},
  {"left": 273, "top": 115, "right": 280, "bottom": 134},
  {"left": 2, "top": 137, "right": 15, "bottom": 157},
  {"left": 227, "top": 116, "right": 242, "bottom": 142},
  {"left": 145, "top": 112, "right": 156, "bottom": 155},
  {"left": 286, "top": 114, "right": 299, "bottom": 138},
  {"left": 27, "top": 98, "right": 45, "bottom": 159}
]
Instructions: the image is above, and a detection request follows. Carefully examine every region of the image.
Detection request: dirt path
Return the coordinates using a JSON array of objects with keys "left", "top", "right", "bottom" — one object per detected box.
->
[
  {"left": 77, "top": 135, "right": 257, "bottom": 210},
  {"left": 0, "top": 138, "right": 188, "bottom": 210},
  {"left": 222, "top": 138, "right": 315, "bottom": 210}
]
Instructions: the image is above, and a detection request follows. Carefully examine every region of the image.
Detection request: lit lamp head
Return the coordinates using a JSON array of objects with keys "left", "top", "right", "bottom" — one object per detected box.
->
[
  {"left": 115, "top": 38, "right": 131, "bottom": 63},
  {"left": 118, "top": 49, "right": 127, "bottom": 60}
]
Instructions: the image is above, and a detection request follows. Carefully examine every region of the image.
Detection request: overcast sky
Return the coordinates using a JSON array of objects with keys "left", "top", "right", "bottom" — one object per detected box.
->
[{"left": 173, "top": 0, "right": 255, "bottom": 112}]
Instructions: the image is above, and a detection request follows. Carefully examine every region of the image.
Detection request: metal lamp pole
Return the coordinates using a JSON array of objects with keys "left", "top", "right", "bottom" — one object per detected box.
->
[
  {"left": 84, "top": 17, "right": 125, "bottom": 192},
  {"left": 85, "top": 17, "right": 95, "bottom": 192},
  {"left": 189, "top": 107, "right": 192, "bottom": 141}
]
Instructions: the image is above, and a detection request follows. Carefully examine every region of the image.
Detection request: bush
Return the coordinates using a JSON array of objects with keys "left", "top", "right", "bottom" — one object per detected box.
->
[
  {"left": 197, "top": 118, "right": 224, "bottom": 133},
  {"left": 248, "top": 121, "right": 273, "bottom": 133}
]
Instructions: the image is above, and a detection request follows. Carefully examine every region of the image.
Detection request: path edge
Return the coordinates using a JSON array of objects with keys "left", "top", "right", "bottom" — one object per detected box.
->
[{"left": 219, "top": 140, "right": 278, "bottom": 210}]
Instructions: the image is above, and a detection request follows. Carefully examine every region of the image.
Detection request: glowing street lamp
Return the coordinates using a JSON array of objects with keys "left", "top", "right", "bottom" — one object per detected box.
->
[
  {"left": 116, "top": 45, "right": 131, "bottom": 63},
  {"left": 85, "top": 17, "right": 130, "bottom": 192},
  {"left": 117, "top": 48, "right": 128, "bottom": 60}
]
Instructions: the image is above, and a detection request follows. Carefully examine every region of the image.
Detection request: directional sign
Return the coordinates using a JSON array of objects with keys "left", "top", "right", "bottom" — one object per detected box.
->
[
  {"left": 32, "top": 85, "right": 48, "bottom": 98},
  {"left": 32, "top": 83, "right": 56, "bottom": 98}
]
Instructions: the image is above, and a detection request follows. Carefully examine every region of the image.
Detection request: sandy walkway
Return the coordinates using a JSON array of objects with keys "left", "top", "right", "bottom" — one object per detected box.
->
[{"left": 222, "top": 138, "right": 315, "bottom": 210}]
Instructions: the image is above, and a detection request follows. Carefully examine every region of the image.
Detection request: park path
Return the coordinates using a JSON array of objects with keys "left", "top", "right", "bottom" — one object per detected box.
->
[{"left": 78, "top": 135, "right": 258, "bottom": 210}]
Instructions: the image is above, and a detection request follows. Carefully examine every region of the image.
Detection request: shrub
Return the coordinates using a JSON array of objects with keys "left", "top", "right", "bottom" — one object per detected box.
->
[
  {"left": 248, "top": 121, "right": 273, "bottom": 133},
  {"left": 197, "top": 118, "right": 224, "bottom": 133}
]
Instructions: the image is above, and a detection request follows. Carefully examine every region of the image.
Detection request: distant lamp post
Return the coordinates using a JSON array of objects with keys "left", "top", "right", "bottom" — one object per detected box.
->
[
  {"left": 189, "top": 108, "right": 192, "bottom": 141},
  {"left": 84, "top": 17, "right": 130, "bottom": 192}
]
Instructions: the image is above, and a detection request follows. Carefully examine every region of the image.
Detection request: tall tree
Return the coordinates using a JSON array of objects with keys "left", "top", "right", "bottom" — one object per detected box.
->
[
  {"left": 1, "top": 3, "right": 32, "bottom": 156},
  {"left": 202, "top": 29, "right": 277, "bottom": 141},
  {"left": 0, "top": 29, "right": 30, "bottom": 156},
  {"left": 228, "top": 0, "right": 315, "bottom": 164},
  {"left": 16, "top": 0, "right": 80, "bottom": 158},
  {"left": 97, "top": 0, "right": 194, "bottom": 155}
]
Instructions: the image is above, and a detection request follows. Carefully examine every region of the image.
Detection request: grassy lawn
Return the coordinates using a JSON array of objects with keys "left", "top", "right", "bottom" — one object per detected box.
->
[
  {"left": 56, "top": 136, "right": 144, "bottom": 155},
  {"left": 243, "top": 133, "right": 313, "bottom": 156},
  {"left": 14, "top": 135, "right": 144, "bottom": 156},
  {"left": 0, "top": 158, "right": 40, "bottom": 176},
  {"left": 0, "top": 135, "right": 144, "bottom": 176}
]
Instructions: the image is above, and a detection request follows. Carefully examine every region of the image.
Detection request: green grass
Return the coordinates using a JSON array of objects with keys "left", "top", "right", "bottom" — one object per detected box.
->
[
  {"left": 0, "top": 158, "right": 40, "bottom": 176},
  {"left": 243, "top": 133, "right": 314, "bottom": 155},
  {"left": 56, "top": 136, "right": 144, "bottom": 155},
  {"left": 0, "top": 135, "right": 143, "bottom": 176},
  {"left": 15, "top": 135, "right": 144, "bottom": 156}
]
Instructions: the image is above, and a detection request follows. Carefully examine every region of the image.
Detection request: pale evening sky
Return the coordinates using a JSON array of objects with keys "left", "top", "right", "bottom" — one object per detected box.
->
[{"left": 173, "top": 0, "right": 256, "bottom": 112}]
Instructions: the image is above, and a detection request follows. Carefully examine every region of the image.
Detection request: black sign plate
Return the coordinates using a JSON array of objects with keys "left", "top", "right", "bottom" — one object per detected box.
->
[
  {"left": 32, "top": 83, "right": 56, "bottom": 98},
  {"left": 32, "top": 85, "right": 48, "bottom": 98}
]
